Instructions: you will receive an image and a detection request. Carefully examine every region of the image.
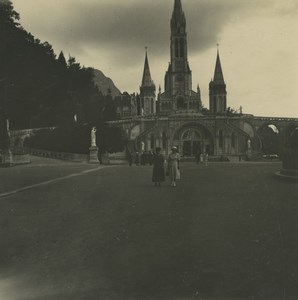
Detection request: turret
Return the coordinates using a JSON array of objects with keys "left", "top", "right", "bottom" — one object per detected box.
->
[
  {"left": 209, "top": 47, "right": 227, "bottom": 114},
  {"left": 140, "top": 48, "right": 156, "bottom": 115}
]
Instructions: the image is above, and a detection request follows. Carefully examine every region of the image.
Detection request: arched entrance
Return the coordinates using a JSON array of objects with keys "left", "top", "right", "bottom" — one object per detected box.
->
[
  {"left": 172, "top": 123, "right": 214, "bottom": 157},
  {"left": 257, "top": 124, "right": 280, "bottom": 155},
  {"left": 181, "top": 129, "right": 202, "bottom": 157}
]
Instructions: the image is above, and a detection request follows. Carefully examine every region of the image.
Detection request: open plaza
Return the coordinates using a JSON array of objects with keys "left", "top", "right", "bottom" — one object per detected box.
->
[
  {"left": 0, "top": 157, "right": 297, "bottom": 299},
  {"left": 1, "top": 0, "right": 298, "bottom": 299}
]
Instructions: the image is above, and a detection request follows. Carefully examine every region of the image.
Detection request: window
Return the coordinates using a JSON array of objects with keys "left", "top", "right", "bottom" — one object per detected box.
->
[
  {"left": 219, "top": 130, "right": 223, "bottom": 148},
  {"left": 180, "top": 39, "right": 184, "bottom": 57},
  {"left": 162, "top": 131, "right": 167, "bottom": 149},
  {"left": 150, "top": 134, "right": 155, "bottom": 150},
  {"left": 231, "top": 133, "right": 236, "bottom": 148},
  {"left": 175, "top": 39, "right": 179, "bottom": 57}
]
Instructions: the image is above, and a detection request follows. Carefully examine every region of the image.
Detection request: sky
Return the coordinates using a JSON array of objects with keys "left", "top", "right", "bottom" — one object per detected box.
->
[{"left": 12, "top": 0, "right": 298, "bottom": 118}]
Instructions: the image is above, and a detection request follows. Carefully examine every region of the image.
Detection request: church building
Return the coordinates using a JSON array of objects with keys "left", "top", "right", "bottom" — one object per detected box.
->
[
  {"left": 157, "top": 0, "right": 202, "bottom": 113},
  {"left": 109, "top": 0, "right": 298, "bottom": 159}
]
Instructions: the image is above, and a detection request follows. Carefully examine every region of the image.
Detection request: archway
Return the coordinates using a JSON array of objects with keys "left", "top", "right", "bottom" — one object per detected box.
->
[
  {"left": 258, "top": 124, "right": 280, "bottom": 155},
  {"left": 172, "top": 123, "right": 214, "bottom": 157},
  {"left": 181, "top": 129, "right": 202, "bottom": 157}
]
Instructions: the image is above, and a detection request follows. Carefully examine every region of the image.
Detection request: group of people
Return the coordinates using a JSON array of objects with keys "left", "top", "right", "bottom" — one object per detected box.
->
[
  {"left": 127, "top": 150, "right": 154, "bottom": 166},
  {"left": 152, "top": 146, "right": 180, "bottom": 187},
  {"left": 195, "top": 151, "right": 209, "bottom": 166},
  {"left": 128, "top": 147, "right": 211, "bottom": 187}
]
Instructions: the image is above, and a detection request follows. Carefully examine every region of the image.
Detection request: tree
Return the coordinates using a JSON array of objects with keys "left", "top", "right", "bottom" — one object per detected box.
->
[
  {"left": 0, "top": 1, "right": 102, "bottom": 129},
  {"left": 0, "top": 0, "right": 20, "bottom": 27}
]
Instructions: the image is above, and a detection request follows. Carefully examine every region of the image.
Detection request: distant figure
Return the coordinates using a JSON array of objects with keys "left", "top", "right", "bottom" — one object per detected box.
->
[
  {"left": 127, "top": 152, "right": 133, "bottom": 166},
  {"left": 135, "top": 152, "right": 140, "bottom": 166},
  {"left": 91, "top": 127, "right": 97, "bottom": 147},
  {"left": 239, "top": 154, "right": 242, "bottom": 162},
  {"left": 247, "top": 139, "right": 251, "bottom": 149},
  {"left": 200, "top": 153, "right": 204, "bottom": 164},
  {"left": 140, "top": 151, "right": 146, "bottom": 165},
  {"left": 195, "top": 151, "right": 201, "bottom": 165},
  {"left": 148, "top": 150, "right": 153, "bottom": 165},
  {"left": 204, "top": 153, "right": 209, "bottom": 166},
  {"left": 168, "top": 146, "right": 180, "bottom": 187},
  {"left": 152, "top": 147, "right": 165, "bottom": 187}
]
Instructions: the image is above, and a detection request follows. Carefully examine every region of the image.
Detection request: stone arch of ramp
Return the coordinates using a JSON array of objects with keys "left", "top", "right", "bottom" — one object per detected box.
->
[
  {"left": 248, "top": 117, "right": 298, "bottom": 155},
  {"left": 243, "top": 121, "right": 256, "bottom": 138},
  {"left": 256, "top": 122, "right": 282, "bottom": 155},
  {"left": 171, "top": 122, "right": 214, "bottom": 156},
  {"left": 10, "top": 127, "right": 56, "bottom": 147},
  {"left": 283, "top": 123, "right": 298, "bottom": 140}
]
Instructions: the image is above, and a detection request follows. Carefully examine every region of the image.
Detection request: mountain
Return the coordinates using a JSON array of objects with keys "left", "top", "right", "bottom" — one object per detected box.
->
[{"left": 92, "top": 69, "right": 121, "bottom": 98}]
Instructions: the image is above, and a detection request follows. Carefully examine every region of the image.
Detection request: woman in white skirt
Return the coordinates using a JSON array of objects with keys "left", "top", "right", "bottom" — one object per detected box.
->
[{"left": 167, "top": 146, "right": 180, "bottom": 187}]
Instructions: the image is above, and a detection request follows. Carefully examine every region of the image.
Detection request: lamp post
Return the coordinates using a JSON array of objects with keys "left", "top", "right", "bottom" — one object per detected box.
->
[{"left": 0, "top": 77, "right": 12, "bottom": 166}]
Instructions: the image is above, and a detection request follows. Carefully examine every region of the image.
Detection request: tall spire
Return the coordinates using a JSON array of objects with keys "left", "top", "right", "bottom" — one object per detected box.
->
[
  {"left": 209, "top": 45, "right": 227, "bottom": 114},
  {"left": 141, "top": 47, "right": 154, "bottom": 87},
  {"left": 140, "top": 48, "right": 156, "bottom": 115},
  {"left": 173, "top": 0, "right": 183, "bottom": 14},
  {"left": 171, "top": 0, "right": 186, "bottom": 33},
  {"left": 213, "top": 46, "right": 225, "bottom": 84}
]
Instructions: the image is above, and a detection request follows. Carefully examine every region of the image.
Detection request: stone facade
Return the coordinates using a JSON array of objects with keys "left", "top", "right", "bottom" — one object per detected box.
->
[
  {"left": 108, "top": 0, "right": 298, "bottom": 159},
  {"left": 157, "top": 0, "right": 201, "bottom": 113}
]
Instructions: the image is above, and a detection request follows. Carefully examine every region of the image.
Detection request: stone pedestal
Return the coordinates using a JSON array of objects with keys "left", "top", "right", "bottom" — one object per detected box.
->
[
  {"left": 101, "top": 152, "right": 110, "bottom": 165},
  {"left": 89, "top": 146, "right": 99, "bottom": 164},
  {"left": 0, "top": 149, "right": 13, "bottom": 167},
  {"left": 275, "top": 168, "right": 298, "bottom": 182},
  {"left": 275, "top": 144, "right": 298, "bottom": 182}
]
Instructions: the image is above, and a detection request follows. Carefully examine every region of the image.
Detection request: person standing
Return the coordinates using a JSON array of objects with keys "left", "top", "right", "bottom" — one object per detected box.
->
[
  {"left": 152, "top": 147, "right": 165, "bottom": 187},
  {"left": 135, "top": 152, "right": 140, "bottom": 166},
  {"left": 140, "top": 151, "right": 146, "bottom": 165},
  {"left": 204, "top": 153, "right": 209, "bottom": 166},
  {"left": 127, "top": 151, "right": 133, "bottom": 166},
  {"left": 168, "top": 146, "right": 180, "bottom": 187},
  {"left": 195, "top": 150, "right": 201, "bottom": 165},
  {"left": 200, "top": 153, "right": 204, "bottom": 164},
  {"left": 148, "top": 150, "right": 153, "bottom": 165}
]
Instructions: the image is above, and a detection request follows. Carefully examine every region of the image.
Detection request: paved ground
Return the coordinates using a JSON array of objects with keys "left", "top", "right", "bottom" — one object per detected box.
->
[{"left": 0, "top": 158, "right": 297, "bottom": 299}]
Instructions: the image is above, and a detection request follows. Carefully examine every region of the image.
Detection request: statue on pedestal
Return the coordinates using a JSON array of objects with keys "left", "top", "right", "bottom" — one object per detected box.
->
[
  {"left": 91, "top": 127, "right": 97, "bottom": 148},
  {"left": 89, "top": 126, "right": 99, "bottom": 163},
  {"left": 141, "top": 141, "right": 145, "bottom": 152}
]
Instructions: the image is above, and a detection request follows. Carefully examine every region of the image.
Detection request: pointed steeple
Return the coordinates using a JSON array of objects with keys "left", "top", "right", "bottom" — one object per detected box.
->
[
  {"left": 140, "top": 48, "right": 156, "bottom": 115},
  {"left": 173, "top": 0, "right": 183, "bottom": 14},
  {"left": 213, "top": 47, "right": 225, "bottom": 84},
  {"left": 171, "top": 0, "right": 186, "bottom": 33},
  {"left": 141, "top": 48, "right": 154, "bottom": 88},
  {"left": 209, "top": 45, "right": 227, "bottom": 114}
]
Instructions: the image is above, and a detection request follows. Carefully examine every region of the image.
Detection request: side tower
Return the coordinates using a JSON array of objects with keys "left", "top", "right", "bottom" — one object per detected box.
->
[
  {"left": 209, "top": 48, "right": 227, "bottom": 114},
  {"left": 159, "top": 0, "right": 201, "bottom": 113},
  {"left": 140, "top": 49, "right": 156, "bottom": 115}
]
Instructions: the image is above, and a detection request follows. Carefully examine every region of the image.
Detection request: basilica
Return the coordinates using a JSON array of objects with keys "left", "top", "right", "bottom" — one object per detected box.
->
[{"left": 110, "top": 0, "right": 298, "bottom": 159}]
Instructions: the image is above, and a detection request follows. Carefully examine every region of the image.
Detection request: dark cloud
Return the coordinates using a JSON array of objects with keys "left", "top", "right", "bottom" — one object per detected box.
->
[{"left": 20, "top": 0, "right": 269, "bottom": 68}]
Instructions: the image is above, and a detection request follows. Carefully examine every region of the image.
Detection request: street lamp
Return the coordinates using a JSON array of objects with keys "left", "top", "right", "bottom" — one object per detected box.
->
[{"left": 0, "top": 77, "right": 12, "bottom": 165}]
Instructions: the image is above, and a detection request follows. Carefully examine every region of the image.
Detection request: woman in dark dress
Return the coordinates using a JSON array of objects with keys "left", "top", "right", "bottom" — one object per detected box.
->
[{"left": 152, "top": 147, "right": 165, "bottom": 186}]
